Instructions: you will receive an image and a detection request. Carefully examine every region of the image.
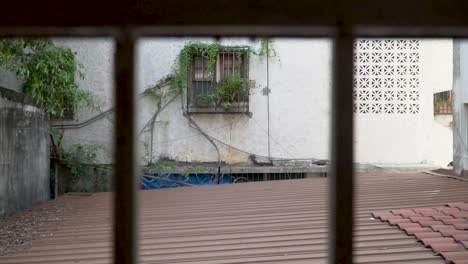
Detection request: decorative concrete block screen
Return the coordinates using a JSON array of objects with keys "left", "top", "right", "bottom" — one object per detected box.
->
[{"left": 353, "top": 39, "right": 420, "bottom": 114}]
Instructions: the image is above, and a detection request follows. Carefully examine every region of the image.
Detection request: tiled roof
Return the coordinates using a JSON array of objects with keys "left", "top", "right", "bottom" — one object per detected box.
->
[
  {"left": 373, "top": 202, "right": 468, "bottom": 264},
  {"left": 1, "top": 173, "right": 468, "bottom": 263}
]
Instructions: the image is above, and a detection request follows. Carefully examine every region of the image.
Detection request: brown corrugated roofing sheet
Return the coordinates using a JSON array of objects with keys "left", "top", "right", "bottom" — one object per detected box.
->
[{"left": 1, "top": 173, "right": 468, "bottom": 264}]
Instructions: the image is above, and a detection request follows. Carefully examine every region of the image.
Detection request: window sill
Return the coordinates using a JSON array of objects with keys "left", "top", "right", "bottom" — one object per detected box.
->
[{"left": 187, "top": 105, "right": 250, "bottom": 115}]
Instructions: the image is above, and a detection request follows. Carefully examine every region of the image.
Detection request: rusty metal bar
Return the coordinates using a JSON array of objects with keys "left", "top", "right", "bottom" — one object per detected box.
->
[
  {"left": 329, "top": 0, "right": 354, "bottom": 262},
  {"left": 328, "top": 34, "right": 355, "bottom": 264},
  {"left": 113, "top": 30, "right": 138, "bottom": 264}
]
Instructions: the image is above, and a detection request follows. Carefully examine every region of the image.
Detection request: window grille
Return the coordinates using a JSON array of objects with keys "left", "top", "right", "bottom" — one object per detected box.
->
[
  {"left": 187, "top": 47, "right": 250, "bottom": 114},
  {"left": 434, "top": 90, "right": 453, "bottom": 114}
]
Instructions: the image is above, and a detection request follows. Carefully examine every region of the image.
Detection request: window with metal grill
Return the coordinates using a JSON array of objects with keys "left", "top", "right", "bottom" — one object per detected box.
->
[
  {"left": 434, "top": 90, "right": 453, "bottom": 114},
  {"left": 187, "top": 47, "right": 250, "bottom": 114}
]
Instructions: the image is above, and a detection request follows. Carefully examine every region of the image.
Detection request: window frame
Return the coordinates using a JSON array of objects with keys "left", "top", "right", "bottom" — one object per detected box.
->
[
  {"left": 2, "top": 1, "right": 467, "bottom": 264},
  {"left": 187, "top": 47, "right": 250, "bottom": 114}
]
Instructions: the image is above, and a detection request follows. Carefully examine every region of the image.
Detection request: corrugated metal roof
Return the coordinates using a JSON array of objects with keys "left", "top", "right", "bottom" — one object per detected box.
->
[{"left": 1, "top": 173, "right": 467, "bottom": 264}]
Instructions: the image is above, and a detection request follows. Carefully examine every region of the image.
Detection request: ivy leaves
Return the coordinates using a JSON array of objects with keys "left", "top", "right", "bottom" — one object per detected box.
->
[
  {"left": 0, "top": 39, "right": 91, "bottom": 117},
  {"left": 171, "top": 42, "right": 222, "bottom": 93},
  {"left": 256, "top": 38, "right": 278, "bottom": 58}
]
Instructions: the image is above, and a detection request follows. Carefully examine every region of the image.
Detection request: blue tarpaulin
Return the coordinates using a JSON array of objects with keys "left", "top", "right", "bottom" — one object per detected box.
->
[{"left": 140, "top": 173, "right": 231, "bottom": 189}]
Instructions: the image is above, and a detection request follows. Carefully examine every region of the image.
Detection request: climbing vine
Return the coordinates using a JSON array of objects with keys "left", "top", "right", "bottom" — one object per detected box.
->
[
  {"left": 256, "top": 38, "right": 278, "bottom": 59},
  {"left": 144, "top": 40, "right": 277, "bottom": 103},
  {"left": 209, "top": 74, "right": 251, "bottom": 109},
  {"left": 0, "top": 39, "right": 93, "bottom": 117},
  {"left": 50, "top": 127, "right": 106, "bottom": 194},
  {"left": 170, "top": 42, "right": 221, "bottom": 93},
  {"left": 0, "top": 39, "right": 105, "bottom": 195},
  {"left": 168, "top": 42, "right": 255, "bottom": 93}
]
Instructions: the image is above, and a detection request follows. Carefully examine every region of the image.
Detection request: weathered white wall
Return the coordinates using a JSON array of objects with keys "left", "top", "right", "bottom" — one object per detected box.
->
[
  {"left": 137, "top": 38, "right": 333, "bottom": 164},
  {"left": 0, "top": 38, "right": 454, "bottom": 166},
  {"left": 55, "top": 39, "right": 115, "bottom": 162}
]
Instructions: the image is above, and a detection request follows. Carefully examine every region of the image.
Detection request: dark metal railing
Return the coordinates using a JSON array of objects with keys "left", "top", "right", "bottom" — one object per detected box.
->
[{"left": 230, "top": 172, "right": 306, "bottom": 183}]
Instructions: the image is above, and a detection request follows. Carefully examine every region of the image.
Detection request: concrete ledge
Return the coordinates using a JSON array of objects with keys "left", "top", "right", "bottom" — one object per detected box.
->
[{"left": 0, "top": 86, "right": 38, "bottom": 107}]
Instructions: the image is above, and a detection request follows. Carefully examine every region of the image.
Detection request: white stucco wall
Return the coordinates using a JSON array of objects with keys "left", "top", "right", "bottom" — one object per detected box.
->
[
  {"left": 53, "top": 39, "right": 116, "bottom": 163},
  {"left": 137, "top": 38, "right": 332, "bottom": 164},
  {"left": 0, "top": 38, "right": 454, "bottom": 166},
  {"left": 354, "top": 39, "right": 453, "bottom": 166}
]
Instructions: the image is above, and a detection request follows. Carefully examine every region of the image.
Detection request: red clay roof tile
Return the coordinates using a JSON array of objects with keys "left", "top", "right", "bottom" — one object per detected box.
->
[
  {"left": 397, "top": 222, "right": 422, "bottom": 229},
  {"left": 437, "top": 207, "right": 464, "bottom": 215},
  {"left": 374, "top": 212, "right": 400, "bottom": 221},
  {"left": 432, "top": 214, "right": 455, "bottom": 221},
  {"left": 439, "top": 229, "right": 468, "bottom": 237},
  {"left": 405, "top": 227, "right": 433, "bottom": 235},
  {"left": 453, "top": 223, "right": 468, "bottom": 230},
  {"left": 431, "top": 224, "right": 457, "bottom": 232},
  {"left": 388, "top": 218, "right": 412, "bottom": 225},
  {"left": 450, "top": 212, "right": 468, "bottom": 219},
  {"left": 410, "top": 216, "right": 436, "bottom": 222},
  {"left": 441, "top": 218, "right": 468, "bottom": 225},
  {"left": 372, "top": 211, "right": 395, "bottom": 219},
  {"left": 374, "top": 202, "right": 468, "bottom": 263},
  {"left": 438, "top": 251, "right": 468, "bottom": 262},
  {"left": 404, "top": 213, "right": 425, "bottom": 218},
  {"left": 429, "top": 243, "right": 465, "bottom": 252},
  {"left": 414, "top": 232, "right": 444, "bottom": 240},
  {"left": 392, "top": 209, "right": 423, "bottom": 218},
  {"left": 420, "top": 237, "right": 455, "bottom": 247},
  {"left": 461, "top": 241, "right": 468, "bottom": 249},
  {"left": 392, "top": 209, "right": 415, "bottom": 215},
  {"left": 452, "top": 234, "right": 468, "bottom": 241},
  {"left": 419, "top": 220, "right": 444, "bottom": 227},
  {"left": 450, "top": 261, "right": 468, "bottom": 264},
  {"left": 414, "top": 208, "right": 440, "bottom": 215},
  {"left": 447, "top": 202, "right": 468, "bottom": 211}
]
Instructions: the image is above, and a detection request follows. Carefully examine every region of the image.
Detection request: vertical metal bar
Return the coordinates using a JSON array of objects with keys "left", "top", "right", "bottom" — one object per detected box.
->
[
  {"left": 113, "top": 30, "right": 138, "bottom": 264},
  {"left": 329, "top": 20, "right": 355, "bottom": 264},
  {"left": 232, "top": 50, "right": 235, "bottom": 76},
  {"left": 246, "top": 49, "right": 250, "bottom": 114},
  {"left": 232, "top": 51, "right": 234, "bottom": 75},
  {"left": 266, "top": 42, "right": 271, "bottom": 160},
  {"left": 188, "top": 54, "right": 191, "bottom": 109},
  {"left": 202, "top": 53, "right": 205, "bottom": 96}
]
